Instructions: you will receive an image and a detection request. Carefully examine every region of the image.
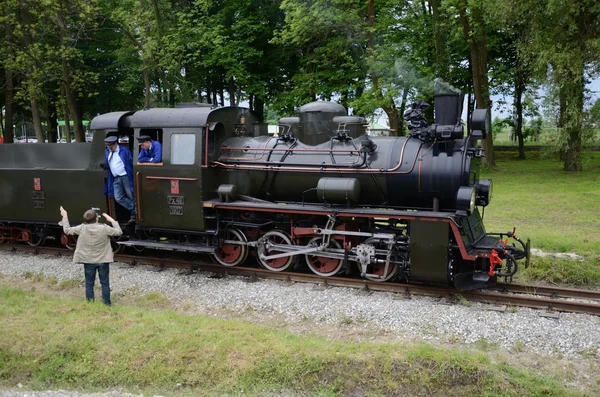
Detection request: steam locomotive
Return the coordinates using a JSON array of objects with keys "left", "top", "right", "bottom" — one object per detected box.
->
[{"left": 0, "top": 90, "right": 529, "bottom": 290}]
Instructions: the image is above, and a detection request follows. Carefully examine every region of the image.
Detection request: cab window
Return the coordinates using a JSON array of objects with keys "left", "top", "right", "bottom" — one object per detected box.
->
[{"left": 171, "top": 134, "right": 195, "bottom": 165}]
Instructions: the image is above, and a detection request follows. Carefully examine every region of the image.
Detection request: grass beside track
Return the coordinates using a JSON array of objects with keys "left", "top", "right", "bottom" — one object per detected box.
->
[
  {"left": 0, "top": 278, "right": 595, "bottom": 397},
  {"left": 481, "top": 150, "right": 600, "bottom": 287}
]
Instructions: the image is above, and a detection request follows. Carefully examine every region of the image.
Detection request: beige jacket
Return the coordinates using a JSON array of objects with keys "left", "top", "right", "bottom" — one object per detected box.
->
[{"left": 59, "top": 216, "right": 123, "bottom": 264}]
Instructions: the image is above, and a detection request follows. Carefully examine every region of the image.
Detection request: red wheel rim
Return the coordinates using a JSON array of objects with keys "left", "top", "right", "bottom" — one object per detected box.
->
[
  {"left": 368, "top": 262, "right": 397, "bottom": 277},
  {"left": 216, "top": 230, "right": 245, "bottom": 264},
  {"left": 263, "top": 235, "right": 289, "bottom": 269},
  {"left": 305, "top": 238, "right": 343, "bottom": 276},
  {"left": 308, "top": 255, "right": 341, "bottom": 274}
]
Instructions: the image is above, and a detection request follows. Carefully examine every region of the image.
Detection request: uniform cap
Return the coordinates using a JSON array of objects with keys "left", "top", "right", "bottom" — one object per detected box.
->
[
  {"left": 104, "top": 136, "right": 118, "bottom": 145},
  {"left": 137, "top": 135, "right": 151, "bottom": 142}
]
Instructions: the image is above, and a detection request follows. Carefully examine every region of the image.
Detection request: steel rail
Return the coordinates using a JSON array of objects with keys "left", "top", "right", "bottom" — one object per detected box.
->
[
  {"left": 491, "top": 283, "right": 600, "bottom": 301},
  {"left": 2, "top": 244, "right": 600, "bottom": 316}
]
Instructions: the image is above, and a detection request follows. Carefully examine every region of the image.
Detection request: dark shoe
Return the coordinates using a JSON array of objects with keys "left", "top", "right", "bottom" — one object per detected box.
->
[{"left": 126, "top": 218, "right": 136, "bottom": 225}]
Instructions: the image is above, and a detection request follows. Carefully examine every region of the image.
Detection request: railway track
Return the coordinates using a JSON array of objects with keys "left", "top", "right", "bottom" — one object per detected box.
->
[{"left": 2, "top": 243, "right": 600, "bottom": 316}]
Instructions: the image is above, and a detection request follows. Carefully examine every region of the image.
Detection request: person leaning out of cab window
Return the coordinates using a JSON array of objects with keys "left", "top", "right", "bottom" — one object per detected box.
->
[{"left": 137, "top": 135, "right": 162, "bottom": 163}]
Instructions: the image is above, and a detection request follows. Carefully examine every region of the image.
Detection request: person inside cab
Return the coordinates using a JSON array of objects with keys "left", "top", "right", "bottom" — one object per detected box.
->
[
  {"left": 104, "top": 135, "right": 136, "bottom": 224},
  {"left": 137, "top": 135, "right": 162, "bottom": 163}
]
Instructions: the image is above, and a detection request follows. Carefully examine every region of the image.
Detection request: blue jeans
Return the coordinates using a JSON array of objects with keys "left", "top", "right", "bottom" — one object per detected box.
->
[
  {"left": 84, "top": 263, "right": 111, "bottom": 305},
  {"left": 113, "top": 175, "right": 135, "bottom": 218}
]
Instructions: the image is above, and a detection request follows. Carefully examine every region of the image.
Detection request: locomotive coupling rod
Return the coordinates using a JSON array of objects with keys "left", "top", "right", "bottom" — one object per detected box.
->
[
  {"left": 260, "top": 243, "right": 327, "bottom": 260},
  {"left": 223, "top": 239, "right": 257, "bottom": 248}
]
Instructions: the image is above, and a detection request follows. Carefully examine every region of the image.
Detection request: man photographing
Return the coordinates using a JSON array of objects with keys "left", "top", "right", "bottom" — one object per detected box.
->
[{"left": 59, "top": 206, "right": 122, "bottom": 306}]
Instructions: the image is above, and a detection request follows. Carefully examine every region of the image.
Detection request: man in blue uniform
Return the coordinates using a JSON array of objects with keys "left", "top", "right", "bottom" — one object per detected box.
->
[
  {"left": 104, "top": 136, "right": 136, "bottom": 223},
  {"left": 137, "top": 135, "right": 162, "bottom": 163}
]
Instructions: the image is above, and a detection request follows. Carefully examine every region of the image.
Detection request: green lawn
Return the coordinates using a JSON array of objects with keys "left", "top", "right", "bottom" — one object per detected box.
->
[
  {"left": 481, "top": 150, "right": 600, "bottom": 286},
  {"left": 1, "top": 279, "right": 595, "bottom": 397},
  {"left": 493, "top": 127, "right": 600, "bottom": 146}
]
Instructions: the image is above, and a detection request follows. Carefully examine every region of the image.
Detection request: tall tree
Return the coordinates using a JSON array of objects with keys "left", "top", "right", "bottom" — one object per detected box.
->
[
  {"left": 454, "top": 0, "right": 495, "bottom": 167},
  {"left": 517, "top": 0, "right": 600, "bottom": 171},
  {"left": 0, "top": 0, "right": 17, "bottom": 143},
  {"left": 272, "top": 0, "right": 367, "bottom": 111}
]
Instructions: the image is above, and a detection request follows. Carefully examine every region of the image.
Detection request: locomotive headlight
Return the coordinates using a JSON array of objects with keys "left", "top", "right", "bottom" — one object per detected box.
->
[
  {"left": 456, "top": 186, "right": 477, "bottom": 216},
  {"left": 475, "top": 179, "right": 493, "bottom": 207}
]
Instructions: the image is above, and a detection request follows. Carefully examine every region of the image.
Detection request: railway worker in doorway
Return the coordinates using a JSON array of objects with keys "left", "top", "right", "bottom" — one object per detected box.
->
[
  {"left": 59, "top": 206, "right": 122, "bottom": 305},
  {"left": 137, "top": 135, "right": 162, "bottom": 163},
  {"left": 104, "top": 135, "right": 136, "bottom": 223}
]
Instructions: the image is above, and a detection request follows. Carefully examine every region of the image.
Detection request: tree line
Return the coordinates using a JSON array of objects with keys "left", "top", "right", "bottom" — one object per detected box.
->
[{"left": 0, "top": 0, "right": 598, "bottom": 170}]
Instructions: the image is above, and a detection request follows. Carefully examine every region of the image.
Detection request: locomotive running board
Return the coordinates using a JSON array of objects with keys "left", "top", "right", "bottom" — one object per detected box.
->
[{"left": 118, "top": 240, "right": 216, "bottom": 254}]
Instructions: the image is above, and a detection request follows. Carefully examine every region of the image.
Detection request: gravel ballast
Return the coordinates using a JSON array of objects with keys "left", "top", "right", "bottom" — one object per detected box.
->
[{"left": 1, "top": 250, "right": 599, "bottom": 358}]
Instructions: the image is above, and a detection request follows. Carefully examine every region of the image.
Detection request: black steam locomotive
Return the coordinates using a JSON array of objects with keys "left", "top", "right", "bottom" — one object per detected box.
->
[{"left": 0, "top": 90, "right": 529, "bottom": 290}]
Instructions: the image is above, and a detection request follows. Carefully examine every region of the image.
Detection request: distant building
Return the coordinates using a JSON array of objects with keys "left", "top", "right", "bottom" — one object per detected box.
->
[{"left": 367, "top": 121, "right": 390, "bottom": 136}]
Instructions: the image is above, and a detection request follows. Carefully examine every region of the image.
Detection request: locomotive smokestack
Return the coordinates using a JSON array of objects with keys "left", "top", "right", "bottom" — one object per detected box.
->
[{"left": 433, "top": 79, "right": 464, "bottom": 126}]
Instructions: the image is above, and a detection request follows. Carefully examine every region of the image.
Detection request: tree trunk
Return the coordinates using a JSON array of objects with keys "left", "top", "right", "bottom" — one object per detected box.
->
[
  {"left": 47, "top": 101, "right": 58, "bottom": 143},
  {"left": 366, "top": 0, "right": 400, "bottom": 135},
  {"left": 254, "top": 97, "right": 265, "bottom": 122},
  {"left": 3, "top": 68, "right": 14, "bottom": 143},
  {"left": 557, "top": 83, "right": 566, "bottom": 161},
  {"left": 18, "top": 1, "right": 43, "bottom": 142},
  {"left": 218, "top": 76, "right": 225, "bottom": 106},
  {"left": 514, "top": 80, "right": 525, "bottom": 159},
  {"left": 430, "top": 0, "right": 450, "bottom": 81},
  {"left": 62, "top": 60, "right": 85, "bottom": 142},
  {"left": 205, "top": 83, "right": 211, "bottom": 104},
  {"left": 61, "top": 85, "right": 71, "bottom": 142},
  {"left": 563, "top": 63, "right": 584, "bottom": 171},
  {"left": 142, "top": 61, "right": 151, "bottom": 107},
  {"left": 398, "top": 88, "right": 409, "bottom": 136},
  {"left": 228, "top": 76, "right": 235, "bottom": 107},
  {"left": 466, "top": 91, "right": 472, "bottom": 135},
  {"left": 458, "top": 0, "right": 495, "bottom": 167},
  {"left": 31, "top": 98, "right": 45, "bottom": 143},
  {"left": 384, "top": 107, "right": 400, "bottom": 137}
]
